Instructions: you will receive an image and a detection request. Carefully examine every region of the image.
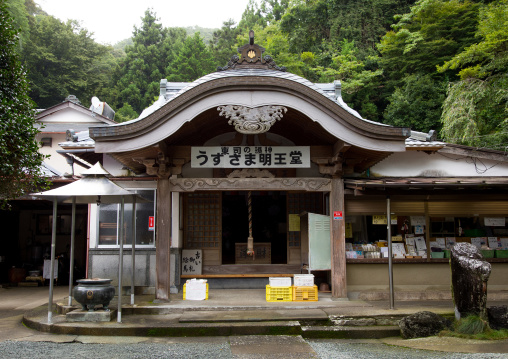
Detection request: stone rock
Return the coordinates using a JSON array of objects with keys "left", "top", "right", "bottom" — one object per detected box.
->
[
  {"left": 487, "top": 306, "right": 508, "bottom": 330},
  {"left": 451, "top": 242, "right": 491, "bottom": 320},
  {"left": 399, "top": 311, "right": 452, "bottom": 339}
]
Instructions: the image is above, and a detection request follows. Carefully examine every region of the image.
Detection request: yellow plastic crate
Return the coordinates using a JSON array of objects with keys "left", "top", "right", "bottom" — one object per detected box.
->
[
  {"left": 266, "top": 285, "right": 292, "bottom": 302},
  {"left": 292, "top": 285, "right": 318, "bottom": 302},
  {"left": 183, "top": 282, "right": 208, "bottom": 300}
]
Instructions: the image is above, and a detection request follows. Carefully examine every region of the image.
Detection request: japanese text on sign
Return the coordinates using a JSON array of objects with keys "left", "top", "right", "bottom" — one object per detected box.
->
[
  {"left": 191, "top": 146, "right": 310, "bottom": 168},
  {"left": 181, "top": 249, "right": 202, "bottom": 275}
]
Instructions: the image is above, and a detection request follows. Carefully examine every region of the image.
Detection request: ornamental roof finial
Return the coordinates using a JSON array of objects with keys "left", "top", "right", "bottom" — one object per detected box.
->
[{"left": 217, "top": 31, "right": 286, "bottom": 72}]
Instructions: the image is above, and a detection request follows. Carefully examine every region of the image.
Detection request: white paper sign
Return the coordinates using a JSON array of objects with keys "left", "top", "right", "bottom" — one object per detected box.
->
[
  {"left": 410, "top": 216, "right": 426, "bottom": 226},
  {"left": 436, "top": 238, "right": 446, "bottom": 248},
  {"left": 414, "top": 237, "right": 427, "bottom": 251},
  {"left": 501, "top": 238, "right": 508, "bottom": 249},
  {"left": 406, "top": 244, "right": 417, "bottom": 256},
  {"left": 470, "top": 237, "right": 486, "bottom": 248},
  {"left": 430, "top": 240, "right": 445, "bottom": 249},
  {"left": 488, "top": 237, "right": 500, "bottom": 248},
  {"left": 43, "top": 259, "right": 58, "bottom": 279},
  {"left": 346, "top": 251, "right": 358, "bottom": 259},
  {"left": 392, "top": 243, "right": 406, "bottom": 258},
  {"left": 484, "top": 217, "right": 506, "bottom": 227},
  {"left": 415, "top": 225, "right": 424, "bottom": 234}
]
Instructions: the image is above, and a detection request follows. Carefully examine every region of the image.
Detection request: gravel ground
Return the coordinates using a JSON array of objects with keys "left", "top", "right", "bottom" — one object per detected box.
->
[
  {"left": 0, "top": 341, "right": 234, "bottom": 359},
  {"left": 0, "top": 339, "right": 507, "bottom": 359},
  {"left": 308, "top": 340, "right": 508, "bottom": 359}
]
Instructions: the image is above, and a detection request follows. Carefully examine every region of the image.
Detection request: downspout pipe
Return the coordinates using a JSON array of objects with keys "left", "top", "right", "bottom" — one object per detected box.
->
[{"left": 387, "top": 196, "right": 394, "bottom": 309}]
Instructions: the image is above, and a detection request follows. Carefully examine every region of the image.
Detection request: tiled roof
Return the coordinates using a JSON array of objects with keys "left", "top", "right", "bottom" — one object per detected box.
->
[
  {"left": 58, "top": 130, "right": 95, "bottom": 148},
  {"left": 405, "top": 130, "right": 445, "bottom": 150},
  {"left": 344, "top": 177, "right": 508, "bottom": 189},
  {"left": 40, "top": 162, "right": 63, "bottom": 177},
  {"left": 129, "top": 69, "right": 369, "bottom": 126},
  {"left": 405, "top": 137, "right": 446, "bottom": 149},
  {"left": 36, "top": 123, "right": 100, "bottom": 133}
]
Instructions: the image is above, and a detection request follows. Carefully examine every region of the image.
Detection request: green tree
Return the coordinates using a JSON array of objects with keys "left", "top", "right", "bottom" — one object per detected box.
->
[
  {"left": 309, "top": 40, "right": 383, "bottom": 91},
  {"left": 209, "top": 19, "right": 242, "bottom": 67},
  {"left": 22, "top": 14, "right": 115, "bottom": 108},
  {"left": 259, "top": 0, "right": 290, "bottom": 23},
  {"left": 279, "top": 0, "right": 329, "bottom": 54},
  {"left": 327, "top": 0, "right": 415, "bottom": 58},
  {"left": 24, "top": 0, "right": 46, "bottom": 17},
  {"left": 0, "top": 0, "right": 47, "bottom": 208},
  {"left": 114, "top": 103, "right": 139, "bottom": 123},
  {"left": 280, "top": 0, "right": 415, "bottom": 58},
  {"left": 238, "top": 0, "right": 268, "bottom": 31},
  {"left": 114, "top": 9, "right": 186, "bottom": 113},
  {"left": 375, "top": 0, "right": 483, "bottom": 130},
  {"left": 378, "top": 0, "right": 480, "bottom": 81},
  {"left": 5, "top": 0, "right": 29, "bottom": 48},
  {"left": 167, "top": 32, "right": 216, "bottom": 82},
  {"left": 438, "top": 0, "right": 508, "bottom": 148},
  {"left": 184, "top": 26, "right": 215, "bottom": 44},
  {"left": 383, "top": 74, "right": 446, "bottom": 131}
]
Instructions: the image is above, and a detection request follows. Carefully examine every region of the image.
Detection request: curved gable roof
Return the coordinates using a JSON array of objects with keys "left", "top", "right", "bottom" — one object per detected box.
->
[{"left": 91, "top": 69, "right": 409, "bottom": 154}]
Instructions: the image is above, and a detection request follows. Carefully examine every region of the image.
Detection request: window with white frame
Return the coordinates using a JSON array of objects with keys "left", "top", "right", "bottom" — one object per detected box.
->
[{"left": 98, "top": 189, "right": 156, "bottom": 246}]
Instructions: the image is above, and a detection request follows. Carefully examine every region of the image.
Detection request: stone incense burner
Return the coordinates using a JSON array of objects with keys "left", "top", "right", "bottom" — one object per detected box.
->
[{"left": 73, "top": 278, "right": 115, "bottom": 312}]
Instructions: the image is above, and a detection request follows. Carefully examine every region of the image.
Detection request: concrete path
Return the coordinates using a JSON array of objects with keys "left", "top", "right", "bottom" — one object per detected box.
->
[{"left": 0, "top": 286, "right": 70, "bottom": 342}]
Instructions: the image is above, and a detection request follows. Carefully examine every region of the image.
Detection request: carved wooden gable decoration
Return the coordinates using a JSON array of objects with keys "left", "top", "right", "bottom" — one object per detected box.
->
[{"left": 218, "top": 30, "right": 286, "bottom": 72}]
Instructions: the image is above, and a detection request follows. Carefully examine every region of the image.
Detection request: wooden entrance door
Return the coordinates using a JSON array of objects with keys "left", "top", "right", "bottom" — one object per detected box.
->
[
  {"left": 183, "top": 192, "right": 222, "bottom": 265},
  {"left": 287, "top": 192, "right": 324, "bottom": 265}
]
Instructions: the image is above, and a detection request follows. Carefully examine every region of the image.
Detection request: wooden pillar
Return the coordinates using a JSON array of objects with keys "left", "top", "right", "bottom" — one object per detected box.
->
[
  {"left": 330, "top": 177, "right": 347, "bottom": 298},
  {"left": 156, "top": 177, "right": 172, "bottom": 301}
]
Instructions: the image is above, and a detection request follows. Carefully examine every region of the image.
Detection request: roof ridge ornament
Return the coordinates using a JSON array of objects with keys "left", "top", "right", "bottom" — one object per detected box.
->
[
  {"left": 218, "top": 105, "right": 287, "bottom": 134},
  {"left": 217, "top": 30, "right": 286, "bottom": 72}
]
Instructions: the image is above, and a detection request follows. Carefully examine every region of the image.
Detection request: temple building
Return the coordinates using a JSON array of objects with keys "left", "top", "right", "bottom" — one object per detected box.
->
[{"left": 75, "top": 33, "right": 508, "bottom": 301}]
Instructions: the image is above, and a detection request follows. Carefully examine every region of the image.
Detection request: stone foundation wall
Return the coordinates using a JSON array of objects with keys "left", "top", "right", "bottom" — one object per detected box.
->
[{"left": 88, "top": 248, "right": 156, "bottom": 294}]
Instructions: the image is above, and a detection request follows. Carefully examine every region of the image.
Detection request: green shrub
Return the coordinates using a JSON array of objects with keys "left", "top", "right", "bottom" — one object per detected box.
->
[{"left": 455, "top": 315, "right": 489, "bottom": 335}]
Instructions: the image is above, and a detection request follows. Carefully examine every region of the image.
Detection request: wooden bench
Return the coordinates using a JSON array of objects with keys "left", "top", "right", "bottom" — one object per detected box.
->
[{"left": 181, "top": 273, "right": 295, "bottom": 279}]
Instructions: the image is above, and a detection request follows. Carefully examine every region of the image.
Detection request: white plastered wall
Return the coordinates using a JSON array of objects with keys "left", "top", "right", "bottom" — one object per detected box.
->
[{"left": 371, "top": 151, "right": 508, "bottom": 177}]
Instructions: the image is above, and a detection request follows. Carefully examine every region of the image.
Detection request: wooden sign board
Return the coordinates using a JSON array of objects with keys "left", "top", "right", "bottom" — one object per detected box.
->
[{"left": 182, "top": 249, "right": 203, "bottom": 275}]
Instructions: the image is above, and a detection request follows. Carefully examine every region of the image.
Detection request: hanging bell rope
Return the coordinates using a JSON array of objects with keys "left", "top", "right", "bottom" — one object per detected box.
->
[{"left": 246, "top": 191, "right": 255, "bottom": 259}]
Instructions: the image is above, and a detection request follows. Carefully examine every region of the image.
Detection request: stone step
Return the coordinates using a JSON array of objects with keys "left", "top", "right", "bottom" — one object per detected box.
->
[
  {"left": 302, "top": 325, "right": 401, "bottom": 339},
  {"left": 26, "top": 303, "right": 404, "bottom": 339},
  {"left": 179, "top": 308, "right": 329, "bottom": 323},
  {"left": 329, "top": 315, "right": 404, "bottom": 327},
  {"left": 27, "top": 314, "right": 402, "bottom": 339}
]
